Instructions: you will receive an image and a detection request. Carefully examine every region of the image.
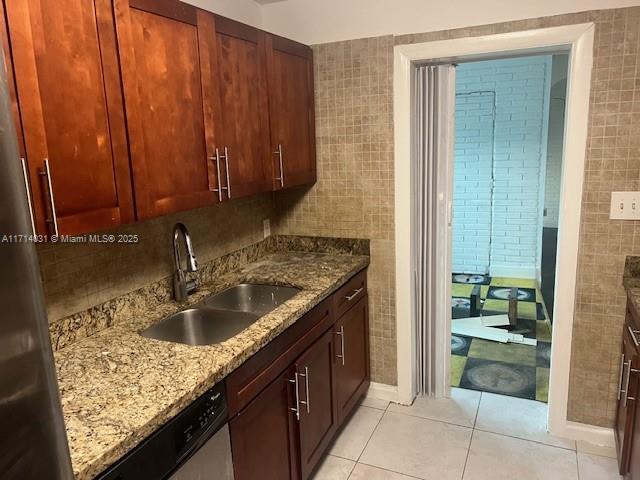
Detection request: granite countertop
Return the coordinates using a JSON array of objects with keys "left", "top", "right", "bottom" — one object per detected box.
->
[
  {"left": 54, "top": 252, "right": 369, "bottom": 480},
  {"left": 624, "top": 256, "right": 640, "bottom": 313}
]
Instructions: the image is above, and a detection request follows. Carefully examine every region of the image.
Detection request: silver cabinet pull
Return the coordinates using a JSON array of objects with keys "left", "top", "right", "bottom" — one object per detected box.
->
[
  {"left": 299, "top": 366, "right": 310, "bottom": 414},
  {"left": 274, "top": 144, "right": 284, "bottom": 188},
  {"left": 619, "top": 354, "right": 626, "bottom": 400},
  {"left": 289, "top": 373, "right": 300, "bottom": 421},
  {"left": 209, "top": 154, "right": 223, "bottom": 202},
  {"left": 629, "top": 326, "right": 640, "bottom": 348},
  {"left": 345, "top": 287, "right": 363, "bottom": 302},
  {"left": 39, "top": 158, "right": 59, "bottom": 236},
  {"left": 218, "top": 147, "right": 231, "bottom": 199},
  {"left": 336, "top": 326, "right": 345, "bottom": 366},
  {"left": 20, "top": 158, "right": 37, "bottom": 235}
]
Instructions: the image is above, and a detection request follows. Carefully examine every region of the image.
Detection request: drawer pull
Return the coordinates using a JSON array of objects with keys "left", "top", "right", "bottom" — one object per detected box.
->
[
  {"left": 299, "top": 367, "right": 310, "bottom": 414},
  {"left": 619, "top": 354, "right": 626, "bottom": 401},
  {"left": 345, "top": 288, "right": 363, "bottom": 302},
  {"left": 628, "top": 326, "right": 640, "bottom": 348},
  {"left": 289, "top": 373, "right": 300, "bottom": 421},
  {"left": 336, "top": 326, "right": 345, "bottom": 366}
]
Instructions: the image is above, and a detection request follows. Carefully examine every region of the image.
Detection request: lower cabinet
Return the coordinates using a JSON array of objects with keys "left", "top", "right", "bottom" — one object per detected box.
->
[
  {"left": 616, "top": 301, "right": 640, "bottom": 478},
  {"left": 229, "top": 367, "right": 299, "bottom": 480},
  {"left": 227, "top": 270, "right": 369, "bottom": 480},
  {"left": 296, "top": 330, "right": 338, "bottom": 479},
  {"left": 334, "top": 297, "right": 370, "bottom": 423}
]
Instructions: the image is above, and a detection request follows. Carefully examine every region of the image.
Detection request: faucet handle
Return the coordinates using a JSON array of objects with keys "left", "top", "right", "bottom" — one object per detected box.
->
[{"left": 186, "top": 279, "right": 198, "bottom": 295}]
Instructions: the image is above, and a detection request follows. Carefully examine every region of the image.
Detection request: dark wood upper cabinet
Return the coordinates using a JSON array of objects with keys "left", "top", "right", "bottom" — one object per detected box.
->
[
  {"left": 212, "top": 16, "right": 271, "bottom": 200},
  {"left": 230, "top": 367, "right": 300, "bottom": 480},
  {"left": 296, "top": 330, "right": 338, "bottom": 480},
  {"left": 5, "top": 0, "right": 135, "bottom": 235},
  {"left": 266, "top": 34, "right": 316, "bottom": 190},
  {"left": 0, "top": 2, "right": 24, "bottom": 159},
  {"left": 334, "top": 296, "right": 370, "bottom": 423},
  {"left": 114, "top": 0, "right": 220, "bottom": 220}
]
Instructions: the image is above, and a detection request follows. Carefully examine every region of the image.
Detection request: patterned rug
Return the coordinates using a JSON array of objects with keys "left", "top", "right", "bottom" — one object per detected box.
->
[{"left": 451, "top": 274, "right": 552, "bottom": 402}]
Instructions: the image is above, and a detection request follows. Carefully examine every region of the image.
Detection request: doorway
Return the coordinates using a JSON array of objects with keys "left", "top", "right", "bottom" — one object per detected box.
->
[
  {"left": 394, "top": 24, "right": 598, "bottom": 441},
  {"left": 450, "top": 55, "right": 568, "bottom": 403}
]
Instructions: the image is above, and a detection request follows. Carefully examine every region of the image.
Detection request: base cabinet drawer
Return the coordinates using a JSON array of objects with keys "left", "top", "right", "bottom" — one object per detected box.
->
[{"left": 334, "top": 296, "right": 370, "bottom": 423}]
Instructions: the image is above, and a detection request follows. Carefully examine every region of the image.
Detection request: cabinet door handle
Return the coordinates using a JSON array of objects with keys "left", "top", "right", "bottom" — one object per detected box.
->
[
  {"left": 39, "top": 158, "right": 59, "bottom": 236},
  {"left": 274, "top": 144, "right": 284, "bottom": 188},
  {"left": 299, "top": 366, "right": 310, "bottom": 414},
  {"left": 345, "top": 288, "right": 363, "bottom": 302},
  {"left": 629, "top": 326, "right": 640, "bottom": 348},
  {"left": 209, "top": 154, "right": 223, "bottom": 202},
  {"left": 20, "top": 157, "right": 36, "bottom": 235},
  {"left": 336, "top": 326, "right": 345, "bottom": 366},
  {"left": 289, "top": 373, "right": 300, "bottom": 421},
  {"left": 221, "top": 147, "right": 231, "bottom": 199},
  {"left": 619, "top": 354, "right": 626, "bottom": 401}
]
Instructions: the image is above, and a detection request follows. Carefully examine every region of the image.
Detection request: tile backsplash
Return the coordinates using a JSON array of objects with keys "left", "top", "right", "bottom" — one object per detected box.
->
[{"left": 38, "top": 193, "right": 274, "bottom": 323}]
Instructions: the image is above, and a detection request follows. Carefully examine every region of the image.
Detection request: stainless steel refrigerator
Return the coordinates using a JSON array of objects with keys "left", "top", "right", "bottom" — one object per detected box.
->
[{"left": 0, "top": 50, "right": 74, "bottom": 478}]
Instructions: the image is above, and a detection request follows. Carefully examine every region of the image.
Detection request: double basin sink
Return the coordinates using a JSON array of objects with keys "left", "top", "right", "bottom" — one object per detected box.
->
[{"left": 141, "top": 284, "right": 301, "bottom": 346}]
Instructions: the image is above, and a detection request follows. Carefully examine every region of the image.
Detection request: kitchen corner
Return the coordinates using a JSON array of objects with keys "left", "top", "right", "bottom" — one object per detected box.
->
[{"left": 53, "top": 235, "right": 369, "bottom": 479}]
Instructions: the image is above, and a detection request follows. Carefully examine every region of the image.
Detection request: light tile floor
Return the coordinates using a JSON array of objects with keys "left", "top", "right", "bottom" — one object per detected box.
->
[{"left": 312, "top": 388, "right": 621, "bottom": 480}]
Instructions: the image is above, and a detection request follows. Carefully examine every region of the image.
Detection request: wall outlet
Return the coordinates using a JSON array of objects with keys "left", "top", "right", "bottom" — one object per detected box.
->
[
  {"left": 263, "top": 218, "right": 271, "bottom": 238},
  {"left": 610, "top": 192, "right": 640, "bottom": 220}
]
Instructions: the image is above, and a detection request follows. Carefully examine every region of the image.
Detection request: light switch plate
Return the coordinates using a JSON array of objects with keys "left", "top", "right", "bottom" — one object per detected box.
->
[
  {"left": 610, "top": 192, "right": 640, "bottom": 220},
  {"left": 263, "top": 218, "right": 271, "bottom": 238}
]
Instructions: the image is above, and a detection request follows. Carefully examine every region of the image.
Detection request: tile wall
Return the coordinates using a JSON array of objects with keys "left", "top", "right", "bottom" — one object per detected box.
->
[
  {"left": 38, "top": 194, "right": 274, "bottom": 323},
  {"left": 275, "top": 7, "right": 640, "bottom": 426},
  {"left": 274, "top": 35, "right": 397, "bottom": 385}
]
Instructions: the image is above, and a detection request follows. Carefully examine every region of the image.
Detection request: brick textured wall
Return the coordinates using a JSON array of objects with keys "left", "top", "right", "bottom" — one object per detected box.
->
[
  {"left": 453, "top": 91, "right": 495, "bottom": 274},
  {"left": 453, "top": 56, "right": 552, "bottom": 277},
  {"left": 275, "top": 7, "right": 640, "bottom": 427}
]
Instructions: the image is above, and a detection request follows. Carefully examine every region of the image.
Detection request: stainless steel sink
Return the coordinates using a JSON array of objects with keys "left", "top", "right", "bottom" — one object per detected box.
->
[
  {"left": 140, "top": 308, "right": 260, "bottom": 346},
  {"left": 141, "top": 284, "right": 300, "bottom": 346},
  {"left": 201, "top": 284, "right": 301, "bottom": 316}
]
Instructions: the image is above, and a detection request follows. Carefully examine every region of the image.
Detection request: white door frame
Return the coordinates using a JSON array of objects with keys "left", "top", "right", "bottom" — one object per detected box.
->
[{"left": 393, "top": 23, "right": 605, "bottom": 443}]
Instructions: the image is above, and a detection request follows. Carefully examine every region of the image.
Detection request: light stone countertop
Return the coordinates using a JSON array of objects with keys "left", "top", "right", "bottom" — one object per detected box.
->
[{"left": 54, "top": 252, "right": 369, "bottom": 480}]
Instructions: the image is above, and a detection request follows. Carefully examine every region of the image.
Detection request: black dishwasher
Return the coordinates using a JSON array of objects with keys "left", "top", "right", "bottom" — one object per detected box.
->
[{"left": 97, "top": 382, "right": 233, "bottom": 480}]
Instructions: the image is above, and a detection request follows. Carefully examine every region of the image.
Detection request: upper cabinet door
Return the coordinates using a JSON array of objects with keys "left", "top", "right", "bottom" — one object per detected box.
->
[
  {"left": 266, "top": 35, "right": 316, "bottom": 190},
  {"left": 213, "top": 16, "right": 271, "bottom": 200},
  {"left": 5, "top": 0, "right": 135, "bottom": 235},
  {"left": 114, "top": 0, "right": 220, "bottom": 220},
  {"left": 0, "top": 1, "right": 25, "bottom": 159}
]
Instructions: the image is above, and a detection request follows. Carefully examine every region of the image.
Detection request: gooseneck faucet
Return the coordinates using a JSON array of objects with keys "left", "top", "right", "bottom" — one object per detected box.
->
[{"left": 172, "top": 223, "right": 198, "bottom": 302}]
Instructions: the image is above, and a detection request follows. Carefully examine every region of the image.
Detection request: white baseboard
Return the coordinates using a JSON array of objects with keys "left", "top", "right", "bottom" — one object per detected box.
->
[
  {"left": 489, "top": 264, "right": 537, "bottom": 279},
  {"left": 366, "top": 382, "right": 400, "bottom": 403},
  {"left": 551, "top": 421, "right": 615, "bottom": 448}
]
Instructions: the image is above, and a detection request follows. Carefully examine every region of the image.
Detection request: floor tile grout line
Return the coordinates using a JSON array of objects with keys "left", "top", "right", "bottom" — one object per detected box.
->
[
  {"left": 353, "top": 406, "right": 387, "bottom": 464},
  {"left": 473, "top": 392, "right": 482, "bottom": 429},
  {"left": 575, "top": 449, "right": 582, "bottom": 480},
  {"left": 383, "top": 408, "right": 476, "bottom": 430},
  {"left": 472, "top": 427, "right": 577, "bottom": 452},
  {"left": 461, "top": 428, "right": 476, "bottom": 480},
  {"left": 354, "top": 459, "right": 425, "bottom": 480}
]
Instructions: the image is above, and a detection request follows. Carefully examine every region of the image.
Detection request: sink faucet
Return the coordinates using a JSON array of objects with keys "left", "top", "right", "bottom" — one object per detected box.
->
[{"left": 172, "top": 223, "right": 198, "bottom": 302}]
